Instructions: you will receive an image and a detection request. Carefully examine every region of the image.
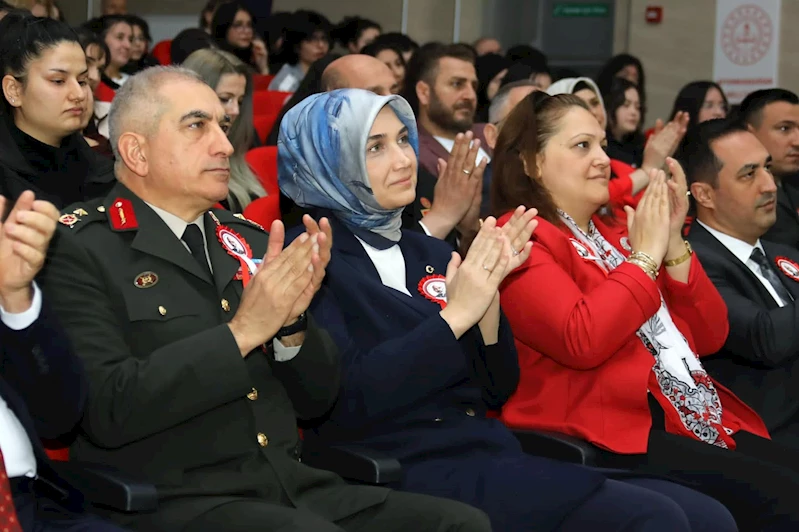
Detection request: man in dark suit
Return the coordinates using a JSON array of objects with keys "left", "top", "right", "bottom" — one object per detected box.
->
[
  {"left": 686, "top": 117, "right": 799, "bottom": 446},
  {"left": 0, "top": 191, "right": 124, "bottom": 531},
  {"left": 402, "top": 43, "right": 491, "bottom": 221},
  {"left": 40, "top": 66, "right": 490, "bottom": 531},
  {"left": 738, "top": 88, "right": 799, "bottom": 249}
]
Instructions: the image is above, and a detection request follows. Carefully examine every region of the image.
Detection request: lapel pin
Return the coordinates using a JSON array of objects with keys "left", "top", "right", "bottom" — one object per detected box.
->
[
  {"left": 425, "top": 265, "right": 435, "bottom": 274},
  {"left": 58, "top": 213, "right": 79, "bottom": 228},
  {"left": 418, "top": 274, "right": 448, "bottom": 308},
  {"left": 775, "top": 256, "right": 799, "bottom": 282},
  {"left": 134, "top": 271, "right": 159, "bottom": 289},
  {"left": 73, "top": 208, "right": 89, "bottom": 217}
]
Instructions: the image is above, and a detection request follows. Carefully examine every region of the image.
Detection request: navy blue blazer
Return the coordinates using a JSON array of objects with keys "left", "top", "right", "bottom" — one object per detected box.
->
[
  {"left": 0, "top": 295, "right": 86, "bottom": 505},
  {"left": 300, "top": 217, "right": 521, "bottom": 455},
  {"left": 293, "top": 217, "right": 606, "bottom": 532}
]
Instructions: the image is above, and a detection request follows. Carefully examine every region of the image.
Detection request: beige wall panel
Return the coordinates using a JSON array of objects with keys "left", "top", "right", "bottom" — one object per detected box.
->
[
  {"left": 405, "top": 0, "right": 455, "bottom": 44},
  {"left": 624, "top": 0, "right": 717, "bottom": 126}
]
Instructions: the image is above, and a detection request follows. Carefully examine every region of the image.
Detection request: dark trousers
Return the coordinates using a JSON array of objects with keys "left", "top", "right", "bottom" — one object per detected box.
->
[
  {"left": 12, "top": 486, "right": 126, "bottom": 532},
  {"left": 560, "top": 477, "right": 736, "bottom": 532},
  {"left": 183, "top": 490, "right": 491, "bottom": 532},
  {"left": 595, "top": 429, "right": 799, "bottom": 531}
]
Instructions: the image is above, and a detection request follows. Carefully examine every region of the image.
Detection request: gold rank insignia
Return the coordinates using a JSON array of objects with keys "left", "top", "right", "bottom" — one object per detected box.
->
[
  {"left": 233, "top": 213, "right": 265, "bottom": 231},
  {"left": 134, "top": 271, "right": 159, "bottom": 289},
  {"left": 73, "top": 208, "right": 89, "bottom": 217}
]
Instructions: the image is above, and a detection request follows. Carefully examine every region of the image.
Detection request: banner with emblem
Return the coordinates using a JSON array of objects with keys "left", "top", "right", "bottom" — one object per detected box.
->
[{"left": 713, "top": 0, "right": 781, "bottom": 104}]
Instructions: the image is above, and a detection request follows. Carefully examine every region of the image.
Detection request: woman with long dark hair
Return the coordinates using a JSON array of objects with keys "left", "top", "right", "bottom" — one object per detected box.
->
[
  {"left": 0, "top": 12, "right": 115, "bottom": 207},
  {"left": 210, "top": 1, "right": 268, "bottom": 75},
  {"left": 268, "top": 10, "right": 331, "bottom": 92}
]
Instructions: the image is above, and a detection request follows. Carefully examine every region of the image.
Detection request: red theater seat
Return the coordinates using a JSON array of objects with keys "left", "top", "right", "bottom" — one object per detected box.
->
[
  {"left": 151, "top": 40, "right": 172, "bottom": 65},
  {"left": 246, "top": 146, "right": 279, "bottom": 196}
]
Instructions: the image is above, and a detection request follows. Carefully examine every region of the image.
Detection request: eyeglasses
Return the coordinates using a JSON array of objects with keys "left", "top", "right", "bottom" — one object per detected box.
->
[{"left": 231, "top": 21, "right": 253, "bottom": 30}]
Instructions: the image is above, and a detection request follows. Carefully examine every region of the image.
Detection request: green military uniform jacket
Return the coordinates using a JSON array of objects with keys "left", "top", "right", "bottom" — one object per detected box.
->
[{"left": 40, "top": 183, "right": 388, "bottom": 530}]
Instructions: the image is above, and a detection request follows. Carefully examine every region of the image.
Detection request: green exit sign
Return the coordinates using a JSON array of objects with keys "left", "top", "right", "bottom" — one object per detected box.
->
[{"left": 553, "top": 3, "right": 610, "bottom": 17}]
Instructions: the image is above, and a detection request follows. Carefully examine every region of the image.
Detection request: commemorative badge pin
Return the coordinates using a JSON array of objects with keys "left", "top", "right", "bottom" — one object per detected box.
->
[
  {"left": 775, "top": 256, "right": 799, "bottom": 282},
  {"left": 418, "top": 274, "right": 447, "bottom": 309},
  {"left": 134, "top": 271, "right": 159, "bottom": 289}
]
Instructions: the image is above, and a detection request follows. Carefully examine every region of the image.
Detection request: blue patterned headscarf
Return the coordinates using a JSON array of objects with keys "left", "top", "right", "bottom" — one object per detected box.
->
[{"left": 278, "top": 89, "right": 419, "bottom": 242}]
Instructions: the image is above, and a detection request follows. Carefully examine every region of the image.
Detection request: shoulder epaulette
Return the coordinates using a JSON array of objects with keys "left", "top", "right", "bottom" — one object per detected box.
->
[
  {"left": 58, "top": 203, "right": 106, "bottom": 232},
  {"left": 233, "top": 213, "right": 266, "bottom": 232}
]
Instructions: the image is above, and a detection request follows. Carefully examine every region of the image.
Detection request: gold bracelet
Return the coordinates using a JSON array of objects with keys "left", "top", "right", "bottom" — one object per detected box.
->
[
  {"left": 663, "top": 240, "right": 693, "bottom": 267},
  {"left": 629, "top": 251, "right": 659, "bottom": 272},
  {"left": 626, "top": 257, "right": 658, "bottom": 280}
]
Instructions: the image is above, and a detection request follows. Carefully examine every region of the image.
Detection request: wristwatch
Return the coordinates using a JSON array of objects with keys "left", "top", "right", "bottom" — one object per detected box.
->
[{"left": 276, "top": 312, "right": 307, "bottom": 338}]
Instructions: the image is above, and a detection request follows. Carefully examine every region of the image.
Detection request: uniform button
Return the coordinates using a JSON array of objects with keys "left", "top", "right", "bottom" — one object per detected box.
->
[
  {"left": 465, "top": 408, "right": 475, "bottom": 417},
  {"left": 257, "top": 432, "right": 268, "bottom": 447},
  {"left": 221, "top": 298, "right": 231, "bottom": 312},
  {"left": 158, "top": 306, "right": 167, "bottom": 316},
  {"left": 247, "top": 388, "right": 258, "bottom": 401}
]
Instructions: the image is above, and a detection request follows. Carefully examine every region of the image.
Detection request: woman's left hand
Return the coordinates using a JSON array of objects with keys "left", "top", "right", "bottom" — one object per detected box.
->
[
  {"left": 498, "top": 205, "right": 537, "bottom": 277},
  {"left": 665, "top": 157, "right": 689, "bottom": 237},
  {"left": 252, "top": 38, "right": 269, "bottom": 74}
]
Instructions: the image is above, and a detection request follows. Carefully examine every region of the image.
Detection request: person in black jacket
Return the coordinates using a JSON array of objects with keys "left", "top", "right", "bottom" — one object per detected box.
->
[
  {"left": 738, "top": 88, "right": 799, "bottom": 249},
  {"left": 0, "top": 13, "right": 115, "bottom": 208},
  {"left": 0, "top": 191, "right": 125, "bottom": 531},
  {"left": 687, "top": 117, "right": 799, "bottom": 447}
]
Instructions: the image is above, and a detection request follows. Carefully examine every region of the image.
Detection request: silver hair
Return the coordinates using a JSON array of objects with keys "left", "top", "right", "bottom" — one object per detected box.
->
[
  {"left": 108, "top": 65, "right": 204, "bottom": 167},
  {"left": 488, "top": 80, "right": 539, "bottom": 125}
]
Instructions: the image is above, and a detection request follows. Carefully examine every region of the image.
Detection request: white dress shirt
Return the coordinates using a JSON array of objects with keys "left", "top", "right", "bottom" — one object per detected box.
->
[
  {"left": 0, "top": 283, "right": 42, "bottom": 478},
  {"left": 146, "top": 203, "right": 301, "bottom": 361},
  {"left": 354, "top": 236, "right": 411, "bottom": 296},
  {"left": 698, "top": 220, "right": 787, "bottom": 307},
  {"left": 433, "top": 136, "right": 491, "bottom": 166}
]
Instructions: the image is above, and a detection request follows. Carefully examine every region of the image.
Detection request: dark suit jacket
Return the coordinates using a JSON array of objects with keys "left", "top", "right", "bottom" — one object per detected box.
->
[
  {"left": 40, "top": 183, "right": 387, "bottom": 530},
  {"left": 417, "top": 123, "right": 494, "bottom": 219},
  {"left": 1, "top": 298, "right": 86, "bottom": 509},
  {"left": 297, "top": 218, "right": 605, "bottom": 531},
  {"left": 763, "top": 179, "right": 799, "bottom": 250},
  {"left": 416, "top": 123, "right": 491, "bottom": 178},
  {"left": 689, "top": 222, "right": 799, "bottom": 433}
]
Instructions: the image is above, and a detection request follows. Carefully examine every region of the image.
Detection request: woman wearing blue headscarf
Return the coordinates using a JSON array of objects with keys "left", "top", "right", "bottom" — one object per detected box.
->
[{"left": 278, "top": 89, "right": 733, "bottom": 532}]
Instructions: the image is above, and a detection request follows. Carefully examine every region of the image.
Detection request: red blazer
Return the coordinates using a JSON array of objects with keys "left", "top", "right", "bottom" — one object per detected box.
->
[{"left": 497, "top": 213, "right": 769, "bottom": 454}]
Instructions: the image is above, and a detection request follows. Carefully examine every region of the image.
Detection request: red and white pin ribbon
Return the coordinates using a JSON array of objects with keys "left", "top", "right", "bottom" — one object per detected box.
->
[
  {"left": 775, "top": 256, "right": 799, "bottom": 282},
  {"left": 418, "top": 274, "right": 447, "bottom": 308},
  {"left": 209, "top": 211, "right": 258, "bottom": 287}
]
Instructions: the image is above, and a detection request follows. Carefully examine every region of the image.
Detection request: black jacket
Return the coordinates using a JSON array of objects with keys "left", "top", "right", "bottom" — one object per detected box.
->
[
  {"left": 689, "top": 222, "right": 799, "bottom": 434},
  {"left": 0, "top": 115, "right": 115, "bottom": 208}
]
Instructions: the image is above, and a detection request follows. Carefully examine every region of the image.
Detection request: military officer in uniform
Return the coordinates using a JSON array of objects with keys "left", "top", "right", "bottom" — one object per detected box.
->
[{"left": 39, "top": 66, "right": 492, "bottom": 531}]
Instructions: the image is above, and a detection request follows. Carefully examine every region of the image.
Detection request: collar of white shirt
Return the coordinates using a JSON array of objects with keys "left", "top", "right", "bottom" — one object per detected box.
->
[
  {"left": 433, "top": 135, "right": 491, "bottom": 164},
  {"left": 144, "top": 202, "right": 206, "bottom": 242},
  {"left": 697, "top": 220, "right": 765, "bottom": 265}
]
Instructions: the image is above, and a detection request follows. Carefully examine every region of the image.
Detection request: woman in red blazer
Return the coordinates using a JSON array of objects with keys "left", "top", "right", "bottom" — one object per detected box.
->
[{"left": 492, "top": 92, "right": 799, "bottom": 531}]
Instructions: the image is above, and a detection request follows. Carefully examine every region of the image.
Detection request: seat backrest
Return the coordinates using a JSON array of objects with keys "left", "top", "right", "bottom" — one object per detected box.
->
[
  {"left": 253, "top": 114, "right": 280, "bottom": 145},
  {"left": 245, "top": 146, "right": 279, "bottom": 196},
  {"left": 243, "top": 195, "right": 281, "bottom": 230},
  {"left": 252, "top": 74, "right": 276, "bottom": 91},
  {"left": 151, "top": 39, "right": 173, "bottom": 65},
  {"left": 95, "top": 81, "right": 117, "bottom": 103},
  {"left": 252, "top": 91, "right": 292, "bottom": 116}
]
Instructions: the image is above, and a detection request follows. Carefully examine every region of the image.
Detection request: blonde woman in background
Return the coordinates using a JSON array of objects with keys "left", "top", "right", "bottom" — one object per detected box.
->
[{"left": 183, "top": 47, "right": 266, "bottom": 212}]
